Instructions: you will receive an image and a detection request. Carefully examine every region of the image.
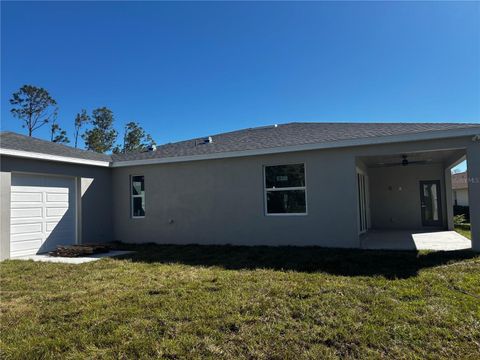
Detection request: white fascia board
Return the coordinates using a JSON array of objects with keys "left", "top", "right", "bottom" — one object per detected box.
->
[
  {"left": 111, "top": 127, "right": 480, "bottom": 168},
  {"left": 0, "top": 148, "right": 111, "bottom": 167}
]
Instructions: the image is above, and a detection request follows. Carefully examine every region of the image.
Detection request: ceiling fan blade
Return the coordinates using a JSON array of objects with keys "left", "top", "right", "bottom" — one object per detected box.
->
[
  {"left": 374, "top": 159, "right": 430, "bottom": 167},
  {"left": 374, "top": 162, "right": 403, "bottom": 167},
  {"left": 407, "top": 160, "right": 429, "bottom": 165}
]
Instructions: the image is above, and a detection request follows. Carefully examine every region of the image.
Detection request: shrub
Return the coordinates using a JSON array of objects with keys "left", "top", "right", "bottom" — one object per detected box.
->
[
  {"left": 453, "top": 205, "right": 470, "bottom": 222},
  {"left": 453, "top": 214, "right": 467, "bottom": 225}
]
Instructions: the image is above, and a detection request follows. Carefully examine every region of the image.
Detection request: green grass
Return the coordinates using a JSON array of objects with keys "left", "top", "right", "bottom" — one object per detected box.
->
[
  {"left": 455, "top": 224, "right": 472, "bottom": 239},
  {"left": 1, "top": 244, "right": 480, "bottom": 359}
]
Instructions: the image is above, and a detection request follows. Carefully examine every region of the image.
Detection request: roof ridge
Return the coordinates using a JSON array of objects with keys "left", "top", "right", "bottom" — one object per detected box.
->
[
  {"left": 147, "top": 121, "right": 480, "bottom": 146},
  {"left": 289, "top": 121, "right": 478, "bottom": 125}
]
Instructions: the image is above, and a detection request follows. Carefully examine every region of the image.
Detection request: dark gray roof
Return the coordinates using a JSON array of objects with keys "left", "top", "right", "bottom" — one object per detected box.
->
[
  {"left": 112, "top": 122, "right": 480, "bottom": 162},
  {"left": 0, "top": 132, "right": 111, "bottom": 162},
  {"left": 1, "top": 123, "right": 478, "bottom": 164}
]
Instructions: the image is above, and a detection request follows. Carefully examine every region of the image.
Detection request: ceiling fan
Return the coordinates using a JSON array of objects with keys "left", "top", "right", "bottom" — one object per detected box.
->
[{"left": 376, "top": 155, "right": 431, "bottom": 167}]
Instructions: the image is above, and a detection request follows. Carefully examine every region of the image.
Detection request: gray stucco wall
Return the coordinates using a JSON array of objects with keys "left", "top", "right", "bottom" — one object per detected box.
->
[
  {"left": 467, "top": 140, "right": 480, "bottom": 251},
  {"left": 368, "top": 164, "right": 447, "bottom": 229},
  {"left": 0, "top": 171, "right": 11, "bottom": 260},
  {"left": 0, "top": 156, "right": 112, "bottom": 259},
  {"left": 112, "top": 148, "right": 360, "bottom": 248},
  {"left": 112, "top": 135, "right": 475, "bottom": 248}
]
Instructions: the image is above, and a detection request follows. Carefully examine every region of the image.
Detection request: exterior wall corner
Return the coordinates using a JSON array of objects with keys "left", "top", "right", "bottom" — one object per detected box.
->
[
  {"left": 467, "top": 141, "right": 480, "bottom": 251},
  {"left": 0, "top": 171, "right": 11, "bottom": 260},
  {"left": 444, "top": 167, "right": 454, "bottom": 230}
]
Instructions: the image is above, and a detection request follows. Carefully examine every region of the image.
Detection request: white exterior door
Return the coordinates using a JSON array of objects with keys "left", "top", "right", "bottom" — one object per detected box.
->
[{"left": 10, "top": 173, "right": 76, "bottom": 257}]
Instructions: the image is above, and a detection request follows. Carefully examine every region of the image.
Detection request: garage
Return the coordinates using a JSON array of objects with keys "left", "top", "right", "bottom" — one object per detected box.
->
[{"left": 10, "top": 173, "right": 77, "bottom": 258}]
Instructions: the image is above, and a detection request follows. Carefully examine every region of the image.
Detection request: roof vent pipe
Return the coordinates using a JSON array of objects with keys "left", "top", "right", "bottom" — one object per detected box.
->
[
  {"left": 148, "top": 144, "right": 157, "bottom": 152},
  {"left": 194, "top": 137, "right": 213, "bottom": 146}
]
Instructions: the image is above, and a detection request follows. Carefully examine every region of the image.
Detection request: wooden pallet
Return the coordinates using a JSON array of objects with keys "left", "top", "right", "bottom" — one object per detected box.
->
[{"left": 49, "top": 244, "right": 110, "bottom": 257}]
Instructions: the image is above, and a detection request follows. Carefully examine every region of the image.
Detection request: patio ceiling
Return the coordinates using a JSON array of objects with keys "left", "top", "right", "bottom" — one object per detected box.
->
[{"left": 359, "top": 149, "right": 465, "bottom": 168}]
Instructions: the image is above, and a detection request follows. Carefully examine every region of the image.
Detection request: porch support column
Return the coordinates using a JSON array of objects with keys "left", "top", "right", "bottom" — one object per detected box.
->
[
  {"left": 467, "top": 140, "right": 480, "bottom": 251},
  {"left": 444, "top": 167, "right": 454, "bottom": 230}
]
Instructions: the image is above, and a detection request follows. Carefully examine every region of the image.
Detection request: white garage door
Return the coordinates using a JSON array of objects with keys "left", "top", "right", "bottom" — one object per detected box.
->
[{"left": 10, "top": 173, "right": 77, "bottom": 258}]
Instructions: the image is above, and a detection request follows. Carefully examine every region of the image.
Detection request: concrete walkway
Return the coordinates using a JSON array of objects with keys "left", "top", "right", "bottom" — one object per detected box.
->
[
  {"left": 361, "top": 230, "right": 471, "bottom": 251},
  {"left": 13, "top": 250, "right": 133, "bottom": 264}
]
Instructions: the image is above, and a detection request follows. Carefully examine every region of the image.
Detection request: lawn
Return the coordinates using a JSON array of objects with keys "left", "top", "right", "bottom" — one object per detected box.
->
[
  {"left": 455, "top": 224, "right": 472, "bottom": 240},
  {"left": 1, "top": 244, "right": 479, "bottom": 359}
]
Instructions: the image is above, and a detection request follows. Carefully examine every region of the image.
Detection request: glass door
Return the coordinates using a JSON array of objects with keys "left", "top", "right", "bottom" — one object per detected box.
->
[
  {"left": 419, "top": 180, "right": 443, "bottom": 227},
  {"left": 357, "top": 172, "right": 369, "bottom": 234}
]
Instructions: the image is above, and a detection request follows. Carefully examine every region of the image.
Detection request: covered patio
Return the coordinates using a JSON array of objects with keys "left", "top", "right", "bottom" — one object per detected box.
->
[
  {"left": 355, "top": 139, "right": 479, "bottom": 251},
  {"left": 360, "top": 230, "right": 471, "bottom": 251}
]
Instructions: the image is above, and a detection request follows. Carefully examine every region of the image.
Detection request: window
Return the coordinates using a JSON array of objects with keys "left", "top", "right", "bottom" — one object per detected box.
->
[
  {"left": 264, "top": 163, "right": 307, "bottom": 215},
  {"left": 131, "top": 175, "right": 145, "bottom": 218}
]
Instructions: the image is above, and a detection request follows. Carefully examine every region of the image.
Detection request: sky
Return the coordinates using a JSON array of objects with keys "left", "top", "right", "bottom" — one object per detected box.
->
[{"left": 1, "top": 1, "right": 479, "bottom": 163}]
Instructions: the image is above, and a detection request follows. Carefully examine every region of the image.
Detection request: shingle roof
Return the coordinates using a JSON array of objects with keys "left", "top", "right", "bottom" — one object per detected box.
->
[
  {"left": 0, "top": 131, "right": 111, "bottom": 162},
  {"left": 1, "top": 123, "right": 479, "bottom": 165},
  {"left": 111, "top": 122, "right": 480, "bottom": 162}
]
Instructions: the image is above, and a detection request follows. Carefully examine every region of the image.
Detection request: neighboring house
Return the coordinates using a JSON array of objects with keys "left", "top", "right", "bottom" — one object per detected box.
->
[
  {"left": 452, "top": 171, "right": 469, "bottom": 206},
  {"left": 1, "top": 122, "right": 479, "bottom": 259}
]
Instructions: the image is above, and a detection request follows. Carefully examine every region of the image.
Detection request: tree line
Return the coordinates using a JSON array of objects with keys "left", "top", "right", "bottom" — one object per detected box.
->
[{"left": 9, "top": 84, "right": 156, "bottom": 154}]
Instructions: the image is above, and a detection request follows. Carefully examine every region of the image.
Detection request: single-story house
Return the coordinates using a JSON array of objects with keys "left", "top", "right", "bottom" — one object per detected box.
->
[
  {"left": 1, "top": 122, "right": 479, "bottom": 259},
  {"left": 452, "top": 171, "right": 469, "bottom": 206}
]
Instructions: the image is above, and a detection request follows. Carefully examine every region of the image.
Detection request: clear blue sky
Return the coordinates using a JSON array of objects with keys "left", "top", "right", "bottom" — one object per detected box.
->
[{"left": 1, "top": 1, "right": 479, "bottom": 151}]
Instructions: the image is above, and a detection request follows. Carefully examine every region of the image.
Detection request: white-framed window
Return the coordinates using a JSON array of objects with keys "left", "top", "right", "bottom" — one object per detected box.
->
[
  {"left": 131, "top": 175, "right": 145, "bottom": 218},
  {"left": 264, "top": 163, "right": 307, "bottom": 215}
]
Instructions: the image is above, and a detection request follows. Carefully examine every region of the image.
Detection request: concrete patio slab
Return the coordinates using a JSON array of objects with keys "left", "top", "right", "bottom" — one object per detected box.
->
[
  {"left": 13, "top": 250, "right": 133, "bottom": 264},
  {"left": 361, "top": 230, "right": 471, "bottom": 251}
]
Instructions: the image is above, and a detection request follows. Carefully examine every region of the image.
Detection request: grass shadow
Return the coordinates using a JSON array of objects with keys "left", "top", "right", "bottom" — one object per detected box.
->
[{"left": 110, "top": 243, "right": 478, "bottom": 279}]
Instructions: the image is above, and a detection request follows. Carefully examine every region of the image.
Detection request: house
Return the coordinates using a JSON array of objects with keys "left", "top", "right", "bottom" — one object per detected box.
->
[
  {"left": 1, "top": 122, "right": 479, "bottom": 259},
  {"left": 452, "top": 171, "right": 469, "bottom": 206}
]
